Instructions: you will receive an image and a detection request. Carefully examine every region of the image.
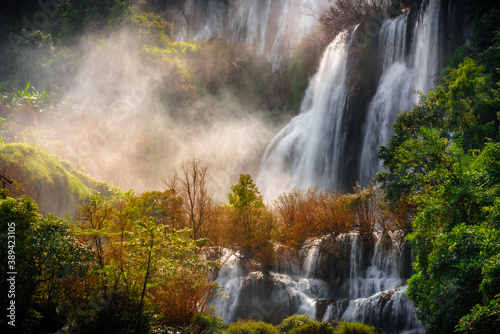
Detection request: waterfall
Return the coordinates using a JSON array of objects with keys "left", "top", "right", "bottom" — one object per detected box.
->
[
  {"left": 197, "top": 0, "right": 467, "bottom": 331},
  {"left": 323, "top": 286, "right": 425, "bottom": 334},
  {"left": 320, "top": 234, "right": 426, "bottom": 333},
  {"left": 340, "top": 235, "right": 403, "bottom": 300},
  {"left": 258, "top": 0, "right": 467, "bottom": 195},
  {"left": 358, "top": 16, "right": 414, "bottom": 186},
  {"left": 210, "top": 234, "right": 424, "bottom": 333},
  {"left": 359, "top": 0, "right": 450, "bottom": 186},
  {"left": 211, "top": 251, "right": 244, "bottom": 322},
  {"left": 212, "top": 240, "right": 330, "bottom": 323},
  {"left": 257, "top": 32, "right": 352, "bottom": 199},
  {"left": 413, "top": 0, "right": 441, "bottom": 95},
  {"left": 178, "top": 0, "right": 328, "bottom": 70}
]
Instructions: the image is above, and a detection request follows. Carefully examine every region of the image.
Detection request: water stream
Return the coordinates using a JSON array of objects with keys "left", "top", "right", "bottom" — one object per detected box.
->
[{"left": 212, "top": 234, "right": 425, "bottom": 333}]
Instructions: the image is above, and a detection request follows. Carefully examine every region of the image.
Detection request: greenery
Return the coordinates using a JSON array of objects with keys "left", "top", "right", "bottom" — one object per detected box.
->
[
  {"left": 375, "top": 3, "right": 500, "bottom": 329},
  {"left": 0, "top": 143, "right": 118, "bottom": 216},
  {"left": 278, "top": 315, "right": 315, "bottom": 333},
  {"left": 0, "top": 192, "right": 93, "bottom": 332},
  {"left": 225, "top": 320, "right": 278, "bottom": 334},
  {"left": 289, "top": 322, "right": 335, "bottom": 334},
  {"left": 1, "top": 0, "right": 499, "bottom": 333}
]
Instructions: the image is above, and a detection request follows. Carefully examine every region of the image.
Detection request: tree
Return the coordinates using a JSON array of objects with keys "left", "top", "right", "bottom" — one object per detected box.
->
[
  {"left": 74, "top": 194, "right": 114, "bottom": 300},
  {"left": 319, "top": 0, "right": 386, "bottom": 44},
  {"left": 376, "top": 56, "right": 500, "bottom": 332},
  {"left": 126, "top": 220, "right": 217, "bottom": 327},
  {"left": 135, "top": 190, "right": 184, "bottom": 230},
  {"left": 273, "top": 188, "right": 353, "bottom": 251},
  {"left": 165, "top": 159, "right": 216, "bottom": 240},
  {"left": 344, "top": 184, "right": 380, "bottom": 239},
  {"left": 0, "top": 191, "right": 93, "bottom": 333},
  {"left": 227, "top": 174, "right": 274, "bottom": 271}
]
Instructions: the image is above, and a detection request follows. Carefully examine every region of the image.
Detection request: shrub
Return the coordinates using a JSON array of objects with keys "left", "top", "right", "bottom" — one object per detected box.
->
[
  {"left": 336, "top": 322, "right": 382, "bottom": 334},
  {"left": 278, "top": 315, "right": 315, "bottom": 333},
  {"left": 192, "top": 313, "right": 227, "bottom": 334},
  {"left": 289, "top": 322, "right": 335, "bottom": 334},
  {"left": 225, "top": 320, "right": 278, "bottom": 334}
]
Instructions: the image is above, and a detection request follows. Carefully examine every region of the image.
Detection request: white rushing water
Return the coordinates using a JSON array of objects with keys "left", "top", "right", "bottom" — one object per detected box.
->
[
  {"left": 341, "top": 235, "right": 403, "bottom": 299},
  {"left": 212, "top": 239, "right": 330, "bottom": 322},
  {"left": 360, "top": 0, "right": 442, "bottom": 186},
  {"left": 358, "top": 16, "right": 414, "bottom": 186},
  {"left": 257, "top": 32, "right": 352, "bottom": 199},
  {"left": 201, "top": 0, "right": 461, "bottom": 331},
  {"left": 179, "top": 0, "right": 328, "bottom": 70},
  {"left": 258, "top": 0, "right": 459, "bottom": 196},
  {"left": 211, "top": 234, "right": 424, "bottom": 333},
  {"left": 211, "top": 250, "right": 243, "bottom": 322},
  {"left": 323, "top": 286, "right": 425, "bottom": 334}
]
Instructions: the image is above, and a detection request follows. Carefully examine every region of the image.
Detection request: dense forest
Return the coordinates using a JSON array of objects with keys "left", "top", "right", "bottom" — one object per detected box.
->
[{"left": 1, "top": 0, "right": 499, "bottom": 333}]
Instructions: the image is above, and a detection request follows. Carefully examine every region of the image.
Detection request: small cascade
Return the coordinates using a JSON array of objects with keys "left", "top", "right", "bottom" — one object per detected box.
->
[
  {"left": 313, "top": 233, "right": 424, "bottom": 333},
  {"left": 211, "top": 250, "right": 244, "bottom": 322},
  {"left": 323, "top": 287, "right": 426, "bottom": 334},
  {"left": 210, "top": 234, "right": 424, "bottom": 333},
  {"left": 338, "top": 235, "right": 403, "bottom": 300},
  {"left": 211, "top": 240, "right": 330, "bottom": 323},
  {"left": 302, "top": 241, "right": 322, "bottom": 278},
  {"left": 320, "top": 234, "right": 424, "bottom": 333}
]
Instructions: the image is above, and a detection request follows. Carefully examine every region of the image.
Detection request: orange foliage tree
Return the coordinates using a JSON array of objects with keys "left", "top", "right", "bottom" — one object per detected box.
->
[{"left": 273, "top": 188, "right": 353, "bottom": 250}]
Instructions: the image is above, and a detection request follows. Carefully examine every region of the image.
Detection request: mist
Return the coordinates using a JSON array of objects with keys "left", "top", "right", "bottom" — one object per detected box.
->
[{"left": 27, "top": 29, "right": 279, "bottom": 201}]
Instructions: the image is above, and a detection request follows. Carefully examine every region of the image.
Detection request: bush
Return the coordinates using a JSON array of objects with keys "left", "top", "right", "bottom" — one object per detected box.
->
[
  {"left": 456, "top": 297, "right": 500, "bottom": 333},
  {"left": 279, "top": 315, "right": 315, "bottom": 333},
  {"left": 225, "top": 320, "right": 278, "bottom": 334},
  {"left": 192, "top": 313, "right": 227, "bottom": 334},
  {"left": 289, "top": 322, "right": 335, "bottom": 334},
  {"left": 336, "top": 322, "right": 383, "bottom": 334}
]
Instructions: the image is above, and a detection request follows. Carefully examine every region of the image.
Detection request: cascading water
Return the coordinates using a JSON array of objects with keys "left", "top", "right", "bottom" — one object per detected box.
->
[
  {"left": 212, "top": 240, "right": 330, "bottom": 323},
  {"left": 211, "top": 250, "right": 244, "bottom": 322},
  {"left": 211, "top": 234, "right": 424, "bottom": 333},
  {"left": 322, "top": 234, "right": 426, "bottom": 333},
  {"left": 178, "top": 0, "right": 328, "bottom": 70},
  {"left": 358, "top": 16, "right": 414, "bottom": 186},
  {"left": 258, "top": 0, "right": 467, "bottom": 195},
  {"left": 323, "top": 287, "right": 424, "bottom": 334},
  {"left": 257, "top": 32, "right": 352, "bottom": 199}
]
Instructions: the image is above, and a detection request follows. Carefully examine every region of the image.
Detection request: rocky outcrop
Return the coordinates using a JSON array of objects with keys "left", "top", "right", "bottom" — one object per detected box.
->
[{"left": 234, "top": 272, "right": 298, "bottom": 324}]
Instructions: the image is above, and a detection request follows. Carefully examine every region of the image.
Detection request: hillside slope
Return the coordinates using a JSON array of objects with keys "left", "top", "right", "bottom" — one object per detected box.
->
[{"left": 0, "top": 143, "right": 119, "bottom": 216}]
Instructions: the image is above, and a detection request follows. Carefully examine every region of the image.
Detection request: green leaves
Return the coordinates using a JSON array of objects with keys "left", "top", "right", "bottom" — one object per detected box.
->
[
  {"left": 376, "top": 51, "right": 500, "bottom": 333},
  {"left": 228, "top": 174, "right": 265, "bottom": 212}
]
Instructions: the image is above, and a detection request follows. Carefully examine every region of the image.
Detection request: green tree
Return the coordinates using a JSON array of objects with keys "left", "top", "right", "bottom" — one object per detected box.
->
[
  {"left": 227, "top": 174, "right": 274, "bottom": 271},
  {"left": 0, "top": 191, "right": 93, "bottom": 333},
  {"left": 126, "top": 220, "right": 217, "bottom": 327},
  {"left": 376, "top": 56, "right": 500, "bottom": 333},
  {"left": 228, "top": 174, "right": 265, "bottom": 212}
]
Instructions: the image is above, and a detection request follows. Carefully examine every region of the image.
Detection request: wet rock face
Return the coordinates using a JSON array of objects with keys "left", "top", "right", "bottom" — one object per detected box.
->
[
  {"left": 234, "top": 272, "right": 298, "bottom": 324},
  {"left": 315, "top": 299, "right": 335, "bottom": 321}
]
